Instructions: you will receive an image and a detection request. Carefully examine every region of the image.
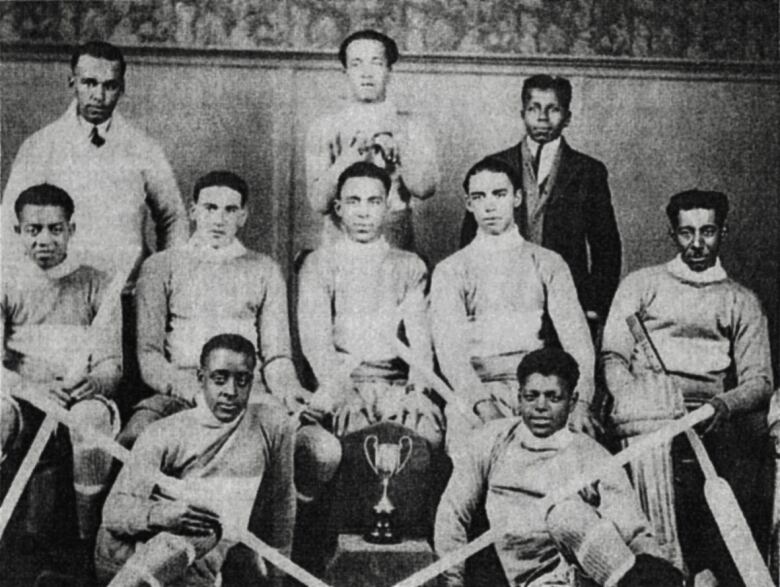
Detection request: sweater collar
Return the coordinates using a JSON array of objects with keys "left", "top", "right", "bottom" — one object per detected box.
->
[
  {"left": 334, "top": 235, "right": 390, "bottom": 259},
  {"left": 16, "top": 254, "right": 81, "bottom": 282},
  {"left": 192, "top": 392, "right": 247, "bottom": 431},
  {"left": 184, "top": 236, "right": 247, "bottom": 262},
  {"left": 67, "top": 100, "right": 118, "bottom": 142},
  {"left": 666, "top": 254, "right": 727, "bottom": 284},
  {"left": 517, "top": 420, "right": 575, "bottom": 452},
  {"left": 472, "top": 224, "right": 524, "bottom": 252}
]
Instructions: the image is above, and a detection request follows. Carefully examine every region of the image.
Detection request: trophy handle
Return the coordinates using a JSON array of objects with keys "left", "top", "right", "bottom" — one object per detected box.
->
[
  {"left": 396, "top": 436, "right": 413, "bottom": 475},
  {"left": 364, "top": 435, "right": 379, "bottom": 476}
]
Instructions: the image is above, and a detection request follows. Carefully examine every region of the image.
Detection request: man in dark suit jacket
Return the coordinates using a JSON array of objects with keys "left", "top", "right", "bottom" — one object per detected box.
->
[{"left": 461, "top": 75, "right": 621, "bottom": 324}]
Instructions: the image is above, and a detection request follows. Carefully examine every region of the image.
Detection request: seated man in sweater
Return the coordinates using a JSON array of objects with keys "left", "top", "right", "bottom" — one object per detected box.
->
[
  {"left": 1, "top": 184, "right": 122, "bottom": 544},
  {"left": 435, "top": 348, "right": 680, "bottom": 587},
  {"left": 601, "top": 189, "right": 773, "bottom": 583},
  {"left": 298, "top": 161, "right": 443, "bottom": 448},
  {"left": 119, "top": 170, "right": 339, "bottom": 500},
  {"left": 96, "top": 334, "right": 295, "bottom": 587},
  {"left": 430, "top": 158, "right": 596, "bottom": 452}
]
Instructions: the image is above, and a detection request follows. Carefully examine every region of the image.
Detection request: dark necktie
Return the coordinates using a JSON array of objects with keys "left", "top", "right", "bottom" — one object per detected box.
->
[
  {"left": 90, "top": 126, "right": 105, "bottom": 147},
  {"left": 532, "top": 144, "right": 542, "bottom": 178}
]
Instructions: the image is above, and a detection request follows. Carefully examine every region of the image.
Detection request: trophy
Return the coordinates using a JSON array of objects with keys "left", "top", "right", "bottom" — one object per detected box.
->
[{"left": 363, "top": 434, "right": 413, "bottom": 544}]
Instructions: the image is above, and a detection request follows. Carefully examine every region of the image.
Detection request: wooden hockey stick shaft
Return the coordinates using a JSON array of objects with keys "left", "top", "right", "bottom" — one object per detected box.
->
[
  {"left": 626, "top": 313, "right": 773, "bottom": 587},
  {"left": 0, "top": 249, "right": 138, "bottom": 541},
  {"left": 395, "top": 404, "right": 715, "bottom": 587}
]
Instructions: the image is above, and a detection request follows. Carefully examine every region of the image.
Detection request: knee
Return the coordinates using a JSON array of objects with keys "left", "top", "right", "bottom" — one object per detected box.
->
[
  {"left": 117, "top": 409, "right": 161, "bottom": 449},
  {"left": 545, "top": 498, "right": 599, "bottom": 545},
  {"left": 70, "top": 399, "right": 114, "bottom": 433},
  {"left": 295, "top": 425, "right": 342, "bottom": 483}
]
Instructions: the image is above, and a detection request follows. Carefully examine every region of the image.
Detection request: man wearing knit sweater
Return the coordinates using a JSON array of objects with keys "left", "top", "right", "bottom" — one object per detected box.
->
[
  {"left": 430, "top": 158, "right": 597, "bottom": 451},
  {"left": 305, "top": 30, "right": 439, "bottom": 251},
  {"left": 2, "top": 41, "right": 186, "bottom": 278},
  {"left": 298, "top": 161, "right": 443, "bottom": 447},
  {"left": 1, "top": 184, "right": 122, "bottom": 545},
  {"left": 601, "top": 189, "right": 773, "bottom": 583},
  {"left": 119, "top": 171, "right": 339, "bottom": 502},
  {"left": 435, "top": 348, "right": 680, "bottom": 587},
  {"left": 96, "top": 334, "right": 295, "bottom": 587}
]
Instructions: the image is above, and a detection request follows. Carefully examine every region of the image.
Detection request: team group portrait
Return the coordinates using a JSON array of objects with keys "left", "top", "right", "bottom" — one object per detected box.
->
[{"left": 1, "top": 2, "right": 779, "bottom": 586}]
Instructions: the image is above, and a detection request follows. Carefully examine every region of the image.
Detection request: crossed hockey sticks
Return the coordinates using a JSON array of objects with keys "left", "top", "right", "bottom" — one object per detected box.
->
[{"left": 0, "top": 247, "right": 139, "bottom": 542}]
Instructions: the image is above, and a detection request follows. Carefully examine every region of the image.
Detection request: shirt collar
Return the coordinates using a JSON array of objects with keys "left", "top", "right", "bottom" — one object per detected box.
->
[
  {"left": 15, "top": 253, "right": 81, "bottom": 282},
  {"left": 185, "top": 236, "right": 248, "bottom": 262},
  {"left": 472, "top": 224, "right": 524, "bottom": 252},
  {"left": 666, "top": 254, "right": 727, "bottom": 284},
  {"left": 526, "top": 136, "right": 562, "bottom": 184},
  {"left": 68, "top": 100, "right": 114, "bottom": 141}
]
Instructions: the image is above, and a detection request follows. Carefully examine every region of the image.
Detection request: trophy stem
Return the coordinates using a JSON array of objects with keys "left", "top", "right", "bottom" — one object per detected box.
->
[{"left": 376, "top": 478, "right": 394, "bottom": 514}]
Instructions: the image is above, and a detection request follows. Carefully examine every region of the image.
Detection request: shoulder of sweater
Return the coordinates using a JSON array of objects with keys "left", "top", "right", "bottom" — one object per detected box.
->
[
  {"left": 135, "top": 409, "right": 193, "bottom": 447},
  {"left": 523, "top": 241, "right": 570, "bottom": 274},
  {"left": 433, "top": 246, "right": 470, "bottom": 275},
  {"left": 619, "top": 263, "right": 668, "bottom": 288},
  {"left": 245, "top": 403, "right": 295, "bottom": 437},
  {"left": 112, "top": 112, "right": 165, "bottom": 149},
  {"left": 385, "top": 247, "right": 426, "bottom": 269},
  {"left": 721, "top": 277, "right": 763, "bottom": 308},
  {"left": 471, "top": 417, "right": 523, "bottom": 452},
  {"left": 562, "top": 431, "right": 612, "bottom": 458},
  {"left": 15, "top": 115, "right": 65, "bottom": 152},
  {"left": 73, "top": 264, "right": 110, "bottom": 284}
]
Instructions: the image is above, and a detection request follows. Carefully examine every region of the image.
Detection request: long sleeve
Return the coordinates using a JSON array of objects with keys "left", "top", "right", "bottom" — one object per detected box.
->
[
  {"left": 1, "top": 294, "right": 22, "bottom": 392},
  {"left": 582, "top": 162, "right": 621, "bottom": 318},
  {"left": 541, "top": 254, "right": 596, "bottom": 404},
  {"left": 89, "top": 274, "right": 123, "bottom": 398},
  {"left": 135, "top": 254, "right": 192, "bottom": 400},
  {"left": 102, "top": 426, "right": 167, "bottom": 537},
  {"left": 720, "top": 291, "right": 773, "bottom": 414},
  {"left": 397, "top": 116, "right": 439, "bottom": 201},
  {"left": 297, "top": 254, "right": 342, "bottom": 385},
  {"left": 434, "top": 434, "right": 491, "bottom": 587},
  {"left": 254, "top": 418, "right": 296, "bottom": 575},
  {"left": 600, "top": 273, "right": 642, "bottom": 401},
  {"left": 142, "top": 141, "right": 188, "bottom": 251},
  {"left": 402, "top": 258, "right": 434, "bottom": 378},
  {"left": 256, "top": 261, "right": 293, "bottom": 370},
  {"left": 430, "top": 262, "right": 487, "bottom": 408},
  {"left": 305, "top": 117, "right": 344, "bottom": 216}
]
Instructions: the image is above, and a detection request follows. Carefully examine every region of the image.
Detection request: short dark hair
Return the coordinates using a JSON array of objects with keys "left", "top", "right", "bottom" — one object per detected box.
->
[
  {"left": 516, "top": 348, "right": 580, "bottom": 395},
  {"left": 521, "top": 75, "right": 572, "bottom": 111},
  {"left": 15, "top": 184, "right": 75, "bottom": 221},
  {"left": 338, "top": 29, "right": 399, "bottom": 68},
  {"left": 666, "top": 189, "right": 729, "bottom": 228},
  {"left": 199, "top": 334, "right": 257, "bottom": 369},
  {"left": 70, "top": 41, "right": 126, "bottom": 78},
  {"left": 463, "top": 157, "right": 521, "bottom": 193},
  {"left": 336, "top": 161, "right": 391, "bottom": 199},
  {"left": 193, "top": 171, "right": 249, "bottom": 206}
]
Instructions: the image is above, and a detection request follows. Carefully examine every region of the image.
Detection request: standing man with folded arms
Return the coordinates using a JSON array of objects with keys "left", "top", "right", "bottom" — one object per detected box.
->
[{"left": 306, "top": 29, "right": 439, "bottom": 251}]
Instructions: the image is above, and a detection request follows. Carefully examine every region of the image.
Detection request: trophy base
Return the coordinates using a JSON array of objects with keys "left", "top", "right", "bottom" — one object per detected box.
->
[{"left": 364, "top": 510, "right": 401, "bottom": 545}]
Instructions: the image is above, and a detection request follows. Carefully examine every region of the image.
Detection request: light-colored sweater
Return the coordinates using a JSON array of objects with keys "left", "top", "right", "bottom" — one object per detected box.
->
[
  {"left": 97, "top": 400, "right": 295, "bottom": 581},
  {"left": 430, "top": 228, "right": 595, "bottom": 407},
  {"left": 435, "top": 417, "right": 658, "bottom": 586},
  {"left": 1, "top": 255, "right": 121, "bottom": 396},
  {"left": 602, "top": 256, "right": 773, "bottom": 416},
  {"left": 2, "top": 101, "right": 187, "bottom": 276},
  {"left": 305, "top": 100, "right": 439, "bottom": 245},
  {"left": 135, "top": 239, "right": 293, "bottom": 400},
  {"left": 297, "top": 237, "right": 431, "bottom": 384}
]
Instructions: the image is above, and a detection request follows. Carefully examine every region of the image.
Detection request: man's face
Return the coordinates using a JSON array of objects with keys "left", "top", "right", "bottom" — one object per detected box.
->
[
  {"left": 344, "top": 39, "right": 390, "bottom": 103},
  {"left": 465, "top": 170, "right": 522, "bottom": 236},
  {"left": 15, "top": 205, "right": 74, "bottom": 270},
  {"left": 670, "top": 208, "right": 724, "bottom": 272},
  {"left": 334, "top": 176, "right": 388, "bottom": 243},
  {"left": 70, "top": 55, "right": 124, "bottom": 125},
  {"left": 518, "top": 373, "right": 575, "bottom": 438},
  {"left": 191, "top": 186, "right": 247, "bottom": 249},
  {"left": 521, "top": 88, "right": 570, "bottom": 144},
  {"left": 198, "top": 348, "right": 254, "bottom": 423}
]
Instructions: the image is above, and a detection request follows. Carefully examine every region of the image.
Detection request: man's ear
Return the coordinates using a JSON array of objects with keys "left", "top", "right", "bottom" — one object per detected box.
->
[
  {"left": 333, "top": 198, "right": 343, "bottom": 218},
  {"left": 13, "top": 224, "right": 20, "bottom": 235},
  {"left": 720, "top": 222, "right": 728, "bottom": 240},
  {"left": 196, "top": 368, "right": 204, "bottom": 383},
  {"left": 68, "top": 74, "right": 75, "bottom": 88},
  {"left": 69, "top": 222, "right": 76, "bottom": 236},
  {"left": 237, "top": 206, "right": 248, "bottom": 228},
  {"left": 568, "top": 392, "right": 579, "bottom": 415},
  {"left": 513, "top": 188, "right": 523, "bottom": 208},
  {"left": 562, "top": 110, "right": 572, "bottom": 129}
]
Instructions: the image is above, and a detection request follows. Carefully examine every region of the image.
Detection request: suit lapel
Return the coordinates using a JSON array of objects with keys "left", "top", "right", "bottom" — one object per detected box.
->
[{"left": 546, "top": 139, "right": 577, "bottom": 206}]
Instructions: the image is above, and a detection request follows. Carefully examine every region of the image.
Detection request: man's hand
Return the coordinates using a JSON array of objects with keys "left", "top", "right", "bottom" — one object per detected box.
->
[
  {"left": 335, "top": 393, "right": 372, "bottom": 437},
  {"left": 770, "top": 421, "right": 780, "bottom": 455},
  {"left": 569, "top": 402, "right": 603, "bottom": 437},
  {"left": 401, "top": 386, "right": 442, "bottom": 431},
  {"left": 279, "top": 385, "right": 312, "bottom": 415},
  {"left": 64, "top": 376, "right": 101, "bottom": 404},
  {"left": 473, "top": 399, "right": 504, "bottom": 425},
  {"left": 700, "top": 396, "right": 729, "bottom": 435},
  {"left": 370, "top": 132, "right": 399, "bottom": 168},
  {"left": 45, "top": 382, "right": 71, "bottom": 408},
  {"left": 148, "top": 499, "right": 221, "bottom": 536},
  {"left": 335, "top": 131, "right": 371, "bottom": 168},
  {"left": 305, "top": 384, "right": 343, "bottom": 421},
  {"left": 19, "top": 356, "right": 57, "bottom": 382}
]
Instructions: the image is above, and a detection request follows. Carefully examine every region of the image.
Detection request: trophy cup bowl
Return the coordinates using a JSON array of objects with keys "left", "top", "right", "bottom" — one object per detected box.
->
[{"left": 363, "top": 434, "right": 413, "bottom": 544}]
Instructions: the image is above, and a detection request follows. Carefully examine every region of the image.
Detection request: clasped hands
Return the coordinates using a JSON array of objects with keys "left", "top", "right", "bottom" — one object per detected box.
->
[
  {"left": 20, "top": 356, "right": 100, "bottom": 408},
  {"left": 337, "top": 130, "right": 400, "bottom": 170}
]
